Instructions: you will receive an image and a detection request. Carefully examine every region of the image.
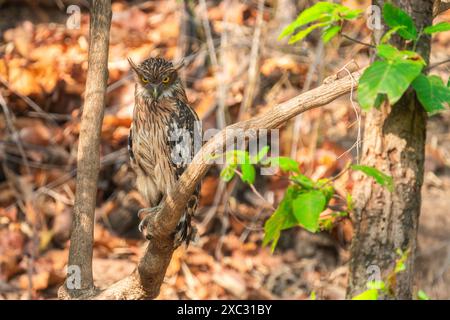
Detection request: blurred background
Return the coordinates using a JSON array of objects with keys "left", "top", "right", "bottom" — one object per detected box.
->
[{"left": 0, "top": 0, "right": 449, "bottom": 299}]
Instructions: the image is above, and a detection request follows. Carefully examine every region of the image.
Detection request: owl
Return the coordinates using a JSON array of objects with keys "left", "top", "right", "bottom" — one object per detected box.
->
[{"left": 127, "top": 57, "right": 201, "bottom": 247}]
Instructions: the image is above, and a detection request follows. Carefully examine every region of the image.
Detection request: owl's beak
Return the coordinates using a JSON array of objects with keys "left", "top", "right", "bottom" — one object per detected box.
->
[{"left": 149, "top": 84, "right": 161, "bottom": 100}]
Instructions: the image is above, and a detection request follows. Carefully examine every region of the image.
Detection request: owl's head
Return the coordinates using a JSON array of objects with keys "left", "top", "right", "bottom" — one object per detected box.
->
[{"left": 128, "top": 57, "right": 183, "bottom": 100}]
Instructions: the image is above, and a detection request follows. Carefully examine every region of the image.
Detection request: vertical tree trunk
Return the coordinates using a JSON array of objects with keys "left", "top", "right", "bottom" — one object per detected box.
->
[
  {"left": 347, "top": 0, "right": 433, "bottom": 299},
  {"left": 65, "top": 0, "right": 111, "bottom": 298}
]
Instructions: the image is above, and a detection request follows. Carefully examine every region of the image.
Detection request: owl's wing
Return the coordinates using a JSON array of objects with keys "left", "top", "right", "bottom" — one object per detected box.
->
[{"left": 167, "top": 100, "right": 201, "bottom": 179}]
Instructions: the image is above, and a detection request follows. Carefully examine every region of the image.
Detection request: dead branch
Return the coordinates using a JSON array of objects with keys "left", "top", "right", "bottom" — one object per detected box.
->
[{"left": 92, "top": 69, "right": 363, "bottom": 300}]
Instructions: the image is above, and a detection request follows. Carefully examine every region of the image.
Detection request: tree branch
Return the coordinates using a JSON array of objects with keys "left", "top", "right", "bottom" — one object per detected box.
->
[
  {"left": 59, "top": 0, "right": 112, "bottom": 299},
  {"left": 92, "top": 68, "right": 364, "bottom": 300}
]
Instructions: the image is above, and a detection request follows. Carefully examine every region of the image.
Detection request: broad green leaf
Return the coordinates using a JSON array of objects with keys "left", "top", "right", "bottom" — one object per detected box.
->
[
  {"left": 417, "top": 290, "right": 430, "bottom": 300},
  {"left": 380, "top": 26, "right": 406, "bottom": 43},
  {"left": 357, "top": 60, "right": 423, "bottom": 110},
  {"left": 263, "top": 187, "right": 299, "bottom": 251},
  {"left": 292, "top": 190, "right": 327, "bottom": 232},
  {"left": 279, "top": 2, "right": 337, "bottom": 39},
  {"left": 424, "top": 22, "right": 450, "bottom": 34},
  {"left": 322, "top": 25, "right": 341, "bottom": 43},
  {"left": 220, "top": 164, "right": 237, "bottom": 182},
  {"left": 412, "top": 74, "right": 450, "bottom": 113},
  {"left": 288, "top": 22, "right": 328, "bottom": 44},
  {"left": 376, "top": 44, "right": 425, "bottom": 65},
  {"left": 240, "top": 163, "right": 256, "bottom": 184},
  {"left": 351, "top": 165, "right": 394, "bottom": 192},
  {"left": 352, "top": 289, "right": 379, "bottom": 300},
  {"left": 383, "top": 3, "right": 417, "bottom": 40},
  {"left": 270, "top": 156, "right": 300, "bottom": 173},
  {"left": 291, "top": 174, "right": 314, "bottom": 189}
]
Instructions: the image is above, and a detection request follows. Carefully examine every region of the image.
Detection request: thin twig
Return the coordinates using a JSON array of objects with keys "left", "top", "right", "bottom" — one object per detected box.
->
[
  {"left": 199, "top": 0, "right": 227, "bottom": 129},
  {"left": 234, "top": 169, "right": 275, "bottom": 211},
  {"left": 341, "top": 33, "right": 375, "bottom": 48},
  {"left": 238, "top": 0, "right": 265, "bottom": 119},
  {"left": 0, "top": 76, "right": 59, "bottom": 126},
  {"left": 290, "top": 40, "right": 324, "bottom": 159},
  {"left": 425, "top": 58, "right": 450, "bottom": 72},
  {"left": 0, "top": 92, "right": 31, "bottom": 175}
]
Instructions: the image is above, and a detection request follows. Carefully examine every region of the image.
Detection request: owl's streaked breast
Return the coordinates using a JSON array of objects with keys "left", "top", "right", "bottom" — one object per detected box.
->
[{"left": 130, "top": 99, "right": 178, "bottom": 206}]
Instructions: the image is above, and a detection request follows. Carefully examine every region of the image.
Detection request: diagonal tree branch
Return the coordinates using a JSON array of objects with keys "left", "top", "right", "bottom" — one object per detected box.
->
[{"left": 92, "top": 69, "right": 363, "bottom": 300}]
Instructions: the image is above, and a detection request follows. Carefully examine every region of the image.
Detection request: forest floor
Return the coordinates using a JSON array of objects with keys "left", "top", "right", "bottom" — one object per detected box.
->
[{"left": 0, "top": 0, "right": 449, "bottom": 300}]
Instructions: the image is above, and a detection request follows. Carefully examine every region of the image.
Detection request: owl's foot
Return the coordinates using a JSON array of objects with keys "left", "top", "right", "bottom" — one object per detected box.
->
[
  {"left": 137, "top": 205, "right": 162, "bottom": 234},
  {"left": 173, "top": 214, "right": 197, "bottom": 248}
]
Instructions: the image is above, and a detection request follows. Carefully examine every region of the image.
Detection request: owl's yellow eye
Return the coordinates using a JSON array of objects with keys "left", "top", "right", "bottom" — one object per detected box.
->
[
  {"left": 162, "top": 76, "right": 170, "bottom": 84},
  {"left": 141, "top": 76, "right": 149, "bottom": 83}
]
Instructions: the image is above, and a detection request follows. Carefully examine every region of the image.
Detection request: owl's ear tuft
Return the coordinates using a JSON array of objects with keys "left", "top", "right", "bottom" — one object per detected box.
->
[
  {"left": 128, "top": 57, "right": 141, "bottom": 75},
  {"left": 172, "top": 59, "right": 185, "bottom": 71}
]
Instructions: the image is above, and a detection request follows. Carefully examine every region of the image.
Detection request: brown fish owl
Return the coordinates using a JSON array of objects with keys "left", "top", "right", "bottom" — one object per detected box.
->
[{"left": 128, "top": 57, "right": 201, "bottom": 247}]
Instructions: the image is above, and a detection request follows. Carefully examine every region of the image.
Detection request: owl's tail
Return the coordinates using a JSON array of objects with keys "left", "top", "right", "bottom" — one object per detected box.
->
[{"left": 173, "top": 193, "right": 198, "bottom": 247}]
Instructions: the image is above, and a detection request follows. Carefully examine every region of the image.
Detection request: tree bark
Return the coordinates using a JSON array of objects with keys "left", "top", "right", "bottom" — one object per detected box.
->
[
  {"left": 347, "top": 0, "right": 433, "bottom": 299},
  {"left": 62, "top": 0, "right": 111, "bottom": 298}
]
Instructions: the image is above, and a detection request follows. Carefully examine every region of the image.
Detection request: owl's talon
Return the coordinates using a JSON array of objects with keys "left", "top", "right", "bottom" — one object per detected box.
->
[{"left": 137, "top": 205, "right": 162, "bottom": 234}]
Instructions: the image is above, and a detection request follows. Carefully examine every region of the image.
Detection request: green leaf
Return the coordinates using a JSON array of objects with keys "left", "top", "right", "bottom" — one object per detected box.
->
[
  {"left": 394, "top": 248, "right": 409, "bottom": 273},
  {"left": 263, "top": 187, "right": 299, "bottom": 252},
  {"left": 367, "top": 280, "right": 386, "bottom": 291},
  {"left": 336, "top": 6, "right": 363, "bottom": 20},
  {"left": 357, "top": 59, "right": 423, "bottom": 110},
  {"left": 412, "top": 74, "right": 450, "bottom": 113},
  {"left": 322, "top": 25, "right": 341, "bottom": 43},
  {"left": 309, "top": 291, "right": 317, "bottom": 300},
  {"left": 383, "top": 3, "right": 417, "bottom": 40},
  {"left": 253, "top": 145, "right": 270, "bottom": 164},
  {"left": 317, "top": 180, "right": 334, "bottom": 203},
  {"left": 291, "top": 174, "right": 314, "bottom": 189},
  {"left": 220, "top": 164, "right": 237, "bottom": 182},
  {"left": 351, "top": 165, "right": 394, "bottom": 192},
  {"left": 380, "top": 26, "right": 406, "bottom": 44},
  {"left": 417, "top": 290, "right": 430, "bottom": 300},
  {"left": 424, "top": 22, "right": 450, "bottom": 34},
  {"left": 288, "top": 22, "right": 328, "bottom": 44},
  {"left": 352, "top": 289, "right": 379, "bottom": 300},
  {"left": 346, "top": 193, "right": 354, "bottom": 212},
  {"left": 376, "top": 44, "right": 425, "bottom": 65},
  {"left": 292, "top": 190, "right": 327, "bottom": 232},
  {"left": 240, "top": 163, "right": 256, "bottom": 184},
  {"left": 270, "top": 156, "right": 300, "bottom": 173},
  {"left": 279, "top": 2, "right": 337, "bottom": 39}
]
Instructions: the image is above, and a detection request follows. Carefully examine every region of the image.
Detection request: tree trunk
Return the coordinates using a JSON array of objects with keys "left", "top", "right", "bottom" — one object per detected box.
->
[
  {"left": 347, "top": 0, "right": 433, "bottom": 299},
  {"left": 64, "top": 0, "right": 111, "bottom": 298}
]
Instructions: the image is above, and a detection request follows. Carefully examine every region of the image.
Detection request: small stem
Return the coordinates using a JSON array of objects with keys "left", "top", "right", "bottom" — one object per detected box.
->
[
  {"left": 233, "top": 169, "right": 275, "bottom": 211},
  {"left": 341, "top": 33, "right": 375, "bottom": 48},
  {"left": 425, "top": 58, "right": 450, "bottom": 72}
]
